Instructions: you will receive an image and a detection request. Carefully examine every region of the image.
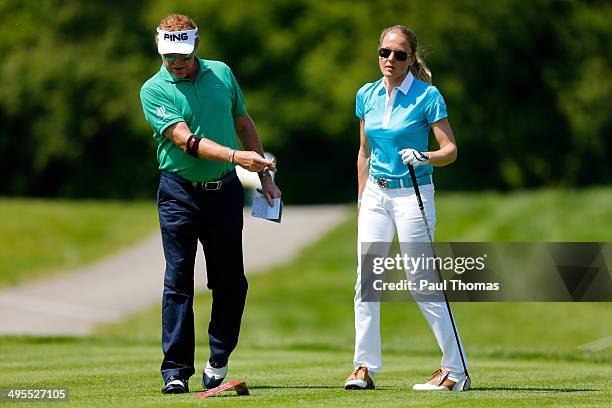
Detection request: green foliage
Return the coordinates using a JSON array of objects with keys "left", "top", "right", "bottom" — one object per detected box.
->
[
  {"left": 0, "top": 0, "right": 610, "bottom": 202},
  {"left": 0, "top": 1, "right": 157, "bottom": 198}
]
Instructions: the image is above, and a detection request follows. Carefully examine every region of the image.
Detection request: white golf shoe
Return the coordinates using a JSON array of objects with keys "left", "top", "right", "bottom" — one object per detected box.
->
[
  {"left": 412, "top": 368, "right": 471, "bottom": 391},
  {"left": 202, "top": 360, "right": 228, "bottom": 389}
]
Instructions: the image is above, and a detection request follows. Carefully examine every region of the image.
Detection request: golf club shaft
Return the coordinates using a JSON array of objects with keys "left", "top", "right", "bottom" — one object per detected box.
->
[{"left": 407, "top": 164, "right": 470, "bottom": 378}]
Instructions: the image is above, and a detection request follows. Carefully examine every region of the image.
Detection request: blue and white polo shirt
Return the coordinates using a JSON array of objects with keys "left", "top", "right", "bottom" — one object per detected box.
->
[{"left": 356, "top": 72, "right": 448, "bottom": 180}]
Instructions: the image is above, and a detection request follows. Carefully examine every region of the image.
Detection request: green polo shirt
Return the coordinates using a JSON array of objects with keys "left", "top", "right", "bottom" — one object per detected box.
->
[{"left": 140, "top": 58, "right": 247, "bottom": 182}]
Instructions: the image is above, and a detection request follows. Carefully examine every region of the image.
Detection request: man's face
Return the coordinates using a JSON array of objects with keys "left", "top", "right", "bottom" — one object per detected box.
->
[{"left": 161, "top": 52, "right": 197, "bottom": 78}]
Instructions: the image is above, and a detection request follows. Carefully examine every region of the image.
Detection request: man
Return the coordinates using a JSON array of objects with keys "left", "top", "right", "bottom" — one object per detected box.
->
[{"left": 139, "top": 14, "right": 281, "bottom": 394}]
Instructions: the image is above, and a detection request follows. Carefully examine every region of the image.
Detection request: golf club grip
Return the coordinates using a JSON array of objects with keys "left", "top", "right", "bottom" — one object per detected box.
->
[{"left": 407, "top": 165, "right": 424, "bottom": 210}]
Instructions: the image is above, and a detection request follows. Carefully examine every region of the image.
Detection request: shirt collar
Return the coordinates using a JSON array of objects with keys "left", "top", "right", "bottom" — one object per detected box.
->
[
  {"left": 377, "top": 71, "right": 415, "bottom": 95},
  {"left": 159, "top": 58, "right": 211, "bottom": 83},
  {"left": 398, "top": 71, "right": 414, "bottom": 95}
]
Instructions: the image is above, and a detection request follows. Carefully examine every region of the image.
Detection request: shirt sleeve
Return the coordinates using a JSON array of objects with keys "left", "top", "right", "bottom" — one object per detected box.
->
[
  {"left": 355, "top": 86, "right": 366, "bottom": 120},
  {"left": 423, "top": 86, "right": 448, "bottom": 125},
  {"left": 227, "top": 67, "right": 248, "bottom": 118},
  {"left": 139, "top": 84, "right": 184, "bottom": 136}
]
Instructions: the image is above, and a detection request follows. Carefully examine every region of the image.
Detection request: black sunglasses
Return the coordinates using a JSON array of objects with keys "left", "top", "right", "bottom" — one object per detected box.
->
[
  {"left": 378, "top": 47, "right": 410, "bottom": 62},
  {"left": 163, "top": 53, "right": 195, "bottom": 63}
]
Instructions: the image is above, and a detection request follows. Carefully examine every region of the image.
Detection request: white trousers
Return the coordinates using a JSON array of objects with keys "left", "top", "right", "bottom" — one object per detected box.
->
[{"left": 353, "top": 178, "right": 468, "bottom": 375}]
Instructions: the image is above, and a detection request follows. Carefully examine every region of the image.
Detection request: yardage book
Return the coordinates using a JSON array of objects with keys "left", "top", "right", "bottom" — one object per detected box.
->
[{"left": 251, "top": 195, "right": 282, "bottom": 223}]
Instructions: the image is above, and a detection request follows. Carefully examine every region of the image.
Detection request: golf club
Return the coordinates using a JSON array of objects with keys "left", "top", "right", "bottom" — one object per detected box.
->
[{"left": 407, "top": 164, "right": 471, "bottom": 390}]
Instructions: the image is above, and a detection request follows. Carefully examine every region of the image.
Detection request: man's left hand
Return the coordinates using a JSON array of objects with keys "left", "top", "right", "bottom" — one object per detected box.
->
[{"left": 260, "top": 177, "right": 281, "bottom": 207}]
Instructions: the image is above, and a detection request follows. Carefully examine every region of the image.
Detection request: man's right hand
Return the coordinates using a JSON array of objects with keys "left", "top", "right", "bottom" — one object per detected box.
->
[{"left": 234, "top": 151, "right": 275, "bottom": 172}]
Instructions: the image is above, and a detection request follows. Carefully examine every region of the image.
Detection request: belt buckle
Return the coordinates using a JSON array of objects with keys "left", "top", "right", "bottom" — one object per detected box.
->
[
  {"left": 377, "top": 178, "right": 388, "bottom": 189},
  {"left": 204, "top": 181, "right": 222, "bottom": 191}
]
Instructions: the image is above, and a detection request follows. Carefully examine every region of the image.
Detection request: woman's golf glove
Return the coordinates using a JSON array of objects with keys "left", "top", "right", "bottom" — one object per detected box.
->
[{"left": 399, "top": 148, "right": 430, "bottom": 166}]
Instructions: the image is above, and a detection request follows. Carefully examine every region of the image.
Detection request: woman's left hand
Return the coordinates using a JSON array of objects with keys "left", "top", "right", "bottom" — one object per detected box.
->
[{"left": 399, "top": 148, "right": 430, "bottom": 166}]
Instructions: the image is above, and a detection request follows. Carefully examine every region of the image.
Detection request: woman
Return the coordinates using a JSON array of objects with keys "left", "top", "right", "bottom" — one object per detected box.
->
[{"left": 344, "top": 25, "right": 470, "bottom": 392}]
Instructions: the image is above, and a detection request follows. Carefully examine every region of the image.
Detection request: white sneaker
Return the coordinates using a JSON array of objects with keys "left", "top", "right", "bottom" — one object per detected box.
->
[
  {"left": 344, "top": 366, "right": 376, "bottom": 390},
  {"left": 202, "top": 360, "right": 228, "bottom": 389},
  {"left": 412, "top": 368, "right": 471, "bottom": 392}
]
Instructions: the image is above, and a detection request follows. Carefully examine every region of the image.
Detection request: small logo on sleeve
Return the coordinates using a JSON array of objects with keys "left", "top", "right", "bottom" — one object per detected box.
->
[{"left": 156, "top": 106, "right": 168, "bottom": 119}]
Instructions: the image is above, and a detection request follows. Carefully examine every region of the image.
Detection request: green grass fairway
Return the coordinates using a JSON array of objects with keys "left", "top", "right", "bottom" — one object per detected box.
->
[
  {"left": 0, "top": 338, "right": 609, "bottom": 407},
  {"left": 1, "top": 188, "right": 611, "bottom": 406},
  {"left": 0, "top": 198, "right": 157, "bottom": 287},
  {"left": 436, "top": 187, "right": 612, "bottom": 241}
]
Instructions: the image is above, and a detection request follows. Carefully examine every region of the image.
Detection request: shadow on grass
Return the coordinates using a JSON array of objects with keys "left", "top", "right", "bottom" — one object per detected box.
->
[
  {"left": 474, "top": 387, "right": 597, "bottom": 392},
  {"left": 250, "top": 385, "right": 599, "bottom": 393},
  {"left": 251, "top": 385, "right": 343, "bottom": 390}
]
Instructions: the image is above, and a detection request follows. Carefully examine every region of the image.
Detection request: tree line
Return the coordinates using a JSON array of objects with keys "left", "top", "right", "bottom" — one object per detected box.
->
[{"left": 1, "top": 0, "right": 609, "bottom": 202}]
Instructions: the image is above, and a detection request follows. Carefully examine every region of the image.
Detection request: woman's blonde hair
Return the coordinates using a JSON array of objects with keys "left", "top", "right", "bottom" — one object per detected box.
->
[{"left": 379, "top": 25, "right": 432, "bottom": 83}]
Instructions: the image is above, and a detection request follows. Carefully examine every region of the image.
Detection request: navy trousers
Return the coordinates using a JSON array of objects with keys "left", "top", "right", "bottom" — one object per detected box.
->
[{"left": 157, "top": 170, "right": 247, "bottom": 381}]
